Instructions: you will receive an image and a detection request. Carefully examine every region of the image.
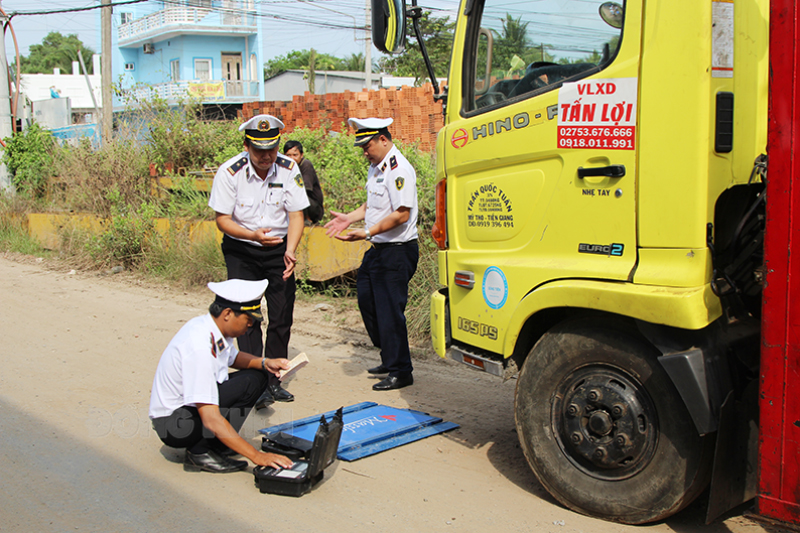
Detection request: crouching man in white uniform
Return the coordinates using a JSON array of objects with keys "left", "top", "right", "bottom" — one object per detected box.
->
[{"left": 149, "top": 279, "right": 295, "bottom": 473}]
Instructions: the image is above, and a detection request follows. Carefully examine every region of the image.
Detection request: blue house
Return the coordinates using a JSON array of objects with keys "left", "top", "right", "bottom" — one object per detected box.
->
[{"left": 107, "top": 0, "right": 263, "bottom": 110}]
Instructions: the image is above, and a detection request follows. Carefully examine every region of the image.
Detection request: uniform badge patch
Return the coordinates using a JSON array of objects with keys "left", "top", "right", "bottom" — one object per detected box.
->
[
  {"left": 276, "top": 156, "right": 294, "bottom": 170},
  {"left": 395, "top": 176, "right": 405, "bottom": 190},
  {"left": 380, "top": 163, "right": 387, "bottom": 172},
  {"left": 294, "top": 174, "right": 303, "bottom": 188},
  {"left": 210, "top": 333, "right": 217, "bottom": 358},
  {"left": 390, "top": 156, "right": 398, "bottom": 170},
  {"left": 227, "top": 156, "right": 248, "bottom": 176},
  {"left": 217, "top": 337, "right": 225, "bottom": 352}
]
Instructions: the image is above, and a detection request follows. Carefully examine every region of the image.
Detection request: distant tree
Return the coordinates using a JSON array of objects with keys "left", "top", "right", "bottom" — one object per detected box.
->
[
  {"left": 492, "top": 14, "right": 531, "bottom": 71},
  {"left": 21, "top": 32, "right": 96, "bottom": 75},
  {"left": 342, "top": 53, "right": 366, "bottom": 72},
  {"left": 379, "top": 11, "right": 455, "bottom": 85}
]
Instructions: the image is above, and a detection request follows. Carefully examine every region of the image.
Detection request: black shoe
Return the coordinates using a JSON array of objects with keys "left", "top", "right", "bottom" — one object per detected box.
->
[
  {"left": 372, "top": 374, "right": 413, "bottom": 391},
  {"left": 184, "top": 450, "right": 247, "bottom": 473},
  {"left": 367, "top": 364, "right": 389, "bottom": 375},
  {"left": 268, "top": 383, "right": 294, "bottom": 402},
  {"left": 213, "top": 446, "right": 239, "bottom": 457},
  {"left": 254, "top": 387, "right": 275, "bottom": 411}
]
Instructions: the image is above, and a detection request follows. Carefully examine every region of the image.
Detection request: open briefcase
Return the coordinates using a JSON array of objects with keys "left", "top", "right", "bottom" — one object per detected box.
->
[{"left": 254, "top": 407, "right": 343, "bottom": 497}]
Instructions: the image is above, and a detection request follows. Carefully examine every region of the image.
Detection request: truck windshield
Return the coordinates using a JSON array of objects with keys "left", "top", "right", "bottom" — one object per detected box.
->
[{"left": 467, "top": 0, "right": 624, "bottom": 112}]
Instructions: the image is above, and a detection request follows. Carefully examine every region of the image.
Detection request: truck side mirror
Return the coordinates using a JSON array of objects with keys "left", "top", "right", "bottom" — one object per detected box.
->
[
  {"left": 599, "top": 2, "right": 623, "bottom": 29},
  {"left": 372, "top": 0, "right": 406, "bottom": 54}
]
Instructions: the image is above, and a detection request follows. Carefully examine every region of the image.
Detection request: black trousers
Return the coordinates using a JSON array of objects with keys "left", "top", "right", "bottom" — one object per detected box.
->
[
  {"left": 357, "top": 240, "right": 419, "bottom": 377},
  {"left": 221, "top": 235, "right": 295, "bottom": 362},
  {"left": 151, "top": 369, "right": 267, "bottom": 454}
]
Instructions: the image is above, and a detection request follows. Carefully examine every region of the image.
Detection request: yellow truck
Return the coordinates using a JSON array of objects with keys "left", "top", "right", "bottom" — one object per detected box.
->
[{"left": 373, "top": 0, "right": 769, "bottom": 525}]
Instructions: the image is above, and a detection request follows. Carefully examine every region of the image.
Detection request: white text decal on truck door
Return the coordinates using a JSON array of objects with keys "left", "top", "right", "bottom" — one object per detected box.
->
[{"left": 557, "top": 77, "right": 638, "bottom": 150}]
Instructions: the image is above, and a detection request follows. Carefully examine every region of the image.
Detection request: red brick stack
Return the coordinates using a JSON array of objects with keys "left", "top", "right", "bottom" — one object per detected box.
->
[{"left": 241, "top": 83, "right": 444, "bottom": 151}]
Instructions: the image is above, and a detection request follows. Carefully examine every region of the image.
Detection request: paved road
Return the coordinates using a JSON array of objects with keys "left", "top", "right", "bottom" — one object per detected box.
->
[{"left": 0, "top": 256, "right": 781, "bottom": 532}]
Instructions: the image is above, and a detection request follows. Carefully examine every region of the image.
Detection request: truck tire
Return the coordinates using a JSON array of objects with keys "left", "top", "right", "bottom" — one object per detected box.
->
[{"left": 514, "top": 317, "right": 712, "bottom": 524}]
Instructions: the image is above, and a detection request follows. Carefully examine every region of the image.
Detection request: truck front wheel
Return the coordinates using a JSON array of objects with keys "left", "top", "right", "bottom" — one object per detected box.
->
[{"left": 514, "top": 318, "right": 712, "bottom": 524}]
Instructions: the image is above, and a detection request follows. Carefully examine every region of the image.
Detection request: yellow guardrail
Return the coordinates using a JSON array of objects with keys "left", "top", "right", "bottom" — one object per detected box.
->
[{"left": 24, "top": 213, "right": 369, "bottom": 282}]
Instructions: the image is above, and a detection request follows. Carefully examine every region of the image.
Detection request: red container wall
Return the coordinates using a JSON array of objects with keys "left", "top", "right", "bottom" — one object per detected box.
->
[{"left": 757, "top": 0, "right": 800, "bottom": 524}]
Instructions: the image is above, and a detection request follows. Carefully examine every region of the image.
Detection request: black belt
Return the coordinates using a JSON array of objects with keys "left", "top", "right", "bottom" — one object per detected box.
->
[{"left": 372, "top": 239, "right": 417, "bottom": 249}]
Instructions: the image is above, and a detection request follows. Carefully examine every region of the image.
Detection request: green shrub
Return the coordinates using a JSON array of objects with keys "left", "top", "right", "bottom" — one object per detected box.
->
[
  {"left": 2, "top": 123, "right": 58, "bottom": 198},
  {"left": 86, "top": 193, "right": 157, "bottom": 268},
  {"left": 162, "top": 173, "right": 214, "bottom": 220},
  {"left": 282, "top": 127, "right": 367, "bottom": 217},
  {"left": 395, "top": 139, "right": 436, "bottom": 229},
  {"left": 56, "top": 136, "right": 150, "bottom": 216},
  {"left": 281, "top": 127, "right": 436, "bottom": 226}
]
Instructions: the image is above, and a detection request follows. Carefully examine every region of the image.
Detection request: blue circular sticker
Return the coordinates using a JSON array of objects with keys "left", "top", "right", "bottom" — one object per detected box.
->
[{"left": 482, "top": 266, "right": 508, "bottom": 309}]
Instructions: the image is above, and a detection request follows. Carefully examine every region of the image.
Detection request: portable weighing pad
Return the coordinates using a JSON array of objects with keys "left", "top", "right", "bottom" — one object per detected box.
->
[{"left": 259, "top": 402, "right": 459, "bottom": 461}]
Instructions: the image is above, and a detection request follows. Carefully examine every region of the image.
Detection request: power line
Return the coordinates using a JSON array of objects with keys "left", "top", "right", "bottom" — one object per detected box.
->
[{"left": 8, "top": 0, "right": 150, "bottom": 18}]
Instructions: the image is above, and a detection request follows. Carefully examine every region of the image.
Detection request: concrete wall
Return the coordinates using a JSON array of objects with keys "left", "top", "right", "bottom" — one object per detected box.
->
[
  {"left": 31, "top": 98, "right": 72, "bottom": 129},
  {"left": 264, "top": 70, "right": 381, "bottom": 102}
]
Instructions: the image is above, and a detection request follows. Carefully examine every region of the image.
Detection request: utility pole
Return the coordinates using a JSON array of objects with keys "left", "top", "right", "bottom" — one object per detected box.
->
[
  {"left": 365, "top": 0, "right": 372, "bottom": 91},
  {"left": 101, "top": 0, "right": 113, "bottom": 144},
  {"left": 77, "top": 50, "right": 101, "bottom": 122},
  {"left": 0, "top": 1, "right": 14, "bottom": 192}
]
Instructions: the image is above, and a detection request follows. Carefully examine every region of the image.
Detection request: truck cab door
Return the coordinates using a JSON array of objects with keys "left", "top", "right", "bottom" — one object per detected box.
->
[{"left": 442, "top": 0, "right": 641, "bottom": 355}]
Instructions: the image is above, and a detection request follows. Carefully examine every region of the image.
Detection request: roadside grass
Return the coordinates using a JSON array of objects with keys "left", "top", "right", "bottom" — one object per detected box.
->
[
  {"left": 0, "top": 213, "right": 47, "bottom": 256},
  {"left": 142, "top": 229, "right": 226, "bottom": 287},
  {"left": 0, "top": 196, "right": 48, "bottom": 256},
  {"left": 407, "top": 233, "right": 440, "bottom": 345}
]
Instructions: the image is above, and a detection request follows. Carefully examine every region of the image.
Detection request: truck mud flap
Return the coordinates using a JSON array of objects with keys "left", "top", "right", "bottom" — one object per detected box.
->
[{"left": 706, "top": 383, "right": 758, "bottom": 523}]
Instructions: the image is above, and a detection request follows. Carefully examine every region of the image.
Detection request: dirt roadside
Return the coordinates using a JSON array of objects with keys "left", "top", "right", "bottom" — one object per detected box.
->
[{"left": 0, "top": 254, "right": 781, "bottom": 532}]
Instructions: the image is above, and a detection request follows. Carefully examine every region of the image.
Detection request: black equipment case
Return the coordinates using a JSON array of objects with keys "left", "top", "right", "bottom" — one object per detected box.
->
[{"left": 254, "top": 407, "right": 343, "bottom": 497}]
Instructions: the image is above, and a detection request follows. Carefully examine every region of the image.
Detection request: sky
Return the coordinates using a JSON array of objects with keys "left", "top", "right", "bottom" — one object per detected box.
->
[{"left": 0, "top": 0, "right": 461, "bottom": 65}]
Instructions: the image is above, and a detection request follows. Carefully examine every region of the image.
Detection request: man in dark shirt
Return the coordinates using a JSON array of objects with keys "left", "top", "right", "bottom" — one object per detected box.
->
[{"left": 284, "top": 140, "right": 324, "bottom": 224}]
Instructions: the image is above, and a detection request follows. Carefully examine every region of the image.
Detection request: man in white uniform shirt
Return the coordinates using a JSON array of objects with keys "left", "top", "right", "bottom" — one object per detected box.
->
[
  {"left": 149, "top": 279, "right": 294, "bottom": 473},
  {"left": 209, "top": 115, "right": 309, "bottom": 409},
  {"left": 324, "top": 117, "right": 419, "bottom": 391}
]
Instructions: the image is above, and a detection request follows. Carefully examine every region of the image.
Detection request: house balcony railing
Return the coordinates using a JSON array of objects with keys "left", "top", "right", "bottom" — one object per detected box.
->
[
  {"left": 128, "top": 80, "right": 260, "bottom": 103},
  {"left": 119, "top": 3, "right": 256, "bottom": 44}
]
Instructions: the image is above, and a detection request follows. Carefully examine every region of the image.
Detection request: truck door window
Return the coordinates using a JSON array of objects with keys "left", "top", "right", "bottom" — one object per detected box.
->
[{"left": 466, "top": 0, "right": 624, "bottom": 113}]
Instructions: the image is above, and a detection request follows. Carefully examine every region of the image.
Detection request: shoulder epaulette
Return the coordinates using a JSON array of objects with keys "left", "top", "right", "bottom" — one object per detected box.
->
[
  {"left": 276, "top": 155, "right": 295, "bottom": 170},
  {"left": 226, "top": 156, "right": 248, "bottom": 176}
]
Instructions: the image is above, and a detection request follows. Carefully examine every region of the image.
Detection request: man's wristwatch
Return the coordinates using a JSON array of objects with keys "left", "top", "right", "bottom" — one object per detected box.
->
[
  {"left": 261, "top": 357, "right": 267, "bottom": 371},
  {"left": 365, "top": 228, "right": 372, "bottom": 241}
]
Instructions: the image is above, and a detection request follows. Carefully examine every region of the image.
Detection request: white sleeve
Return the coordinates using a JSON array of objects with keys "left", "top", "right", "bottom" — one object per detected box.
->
[
  {"left": 208, "top": 165, "right": 237, "bottom": 215},
  {"left": 387, "top": 164, "right": 417, "bottom": 211},
  {"left": 225, "top": 343, "right": 239, "bottom": 367},
  {"left": 182, "top": 340, "right": 221, "bottom": 406}
]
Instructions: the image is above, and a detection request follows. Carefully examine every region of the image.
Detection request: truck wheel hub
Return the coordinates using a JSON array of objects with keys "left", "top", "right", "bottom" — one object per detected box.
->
[{"left": 553, "top": 365, "right": 658, "bottom": 480}]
